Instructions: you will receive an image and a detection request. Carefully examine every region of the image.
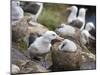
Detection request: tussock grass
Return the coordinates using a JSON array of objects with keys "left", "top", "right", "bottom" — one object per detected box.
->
[{"left": 38, "top": 4, "right": 69, "bottom": 30}]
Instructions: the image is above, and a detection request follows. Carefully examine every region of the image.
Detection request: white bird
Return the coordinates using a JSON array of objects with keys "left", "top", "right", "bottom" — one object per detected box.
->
[
  {"left": 80, "top": 22, "right": 95, "bottom": 45},
  {"left": 69, "top": 8, "right": 87, "bottom": 30},
  {"left": 11, "top": 0, "right": 24, "bottom": 25},
  {"left": 11, "top": 64, "right": 20, "bottom": 74},
  {"left": 55, "top": 23, "right": 81, "bottom": 45},
  {"left": 28, "top": 31, "right": 63, "bottom": 67},
  {"left": 67, "top": 6, "right": 78, "bottom": 24},
  {"left": 55, "top": 23, "right": 76, "bottom": 37},
  {"left": 59, "top": 39, "right": 77, "bottom": 52}
]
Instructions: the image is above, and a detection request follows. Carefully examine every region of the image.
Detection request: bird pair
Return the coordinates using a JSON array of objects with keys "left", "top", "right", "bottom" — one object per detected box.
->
[
  {"left": 67, "top": 6, "right": 87, "bottom": 31},
  {"left": 28, "top": 31, "right": 79, "bottom": 68}
]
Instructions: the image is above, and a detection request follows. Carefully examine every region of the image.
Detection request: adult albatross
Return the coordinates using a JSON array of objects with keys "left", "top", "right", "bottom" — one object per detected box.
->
[
  {"left": 80, "top": 22, "right": 95, "bottom": 45},
  {"left": 28, "top": 31, "right": 64, "bottom": 68},
  {"left": 67, "top": 6, "right": 78, "bottom": 24},
  {"left": 11, "top": 0, "right": 24, "bottom": 25},
  {"left": 68, "top": 8, "right": 87, "bottom": 30}
]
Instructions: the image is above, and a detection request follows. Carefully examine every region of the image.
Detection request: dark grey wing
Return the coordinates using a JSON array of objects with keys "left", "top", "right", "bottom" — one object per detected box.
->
[
  {"left": 29, "top": 33, "right": 41, "bottom": 47},
  {"left": 22, "top": 2, "right": 40, "bottom": 14},
  {"left": 89, "top": 28, "right": 96, "bottom": 38},
  {"left": 69, "top": 19, "right": 83, "bottom": 29}
]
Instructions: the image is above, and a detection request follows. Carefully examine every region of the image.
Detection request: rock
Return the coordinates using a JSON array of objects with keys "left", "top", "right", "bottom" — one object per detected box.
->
[
  {"left": 11, "top": 64, "right": 20, "bottom": 74},
  {"left": 86, "top": 39, "right": 96, "bottom": 54},
  {"left": 28, "top": 22, "right": 49, "bottom": 35},
  {"left": 12, "top": 16, "right": 31, "bottom": 45},
  {"left": 11, "top": 47, "right": 28, "bottom": 64},
  {"left": 11, "top": 47, "right": 49, "bottom": 74},
  {"left": 80, "top": 52, "right": 96, "bottom": 70},
  {"left": 19, "top": 60, "right": 49, "bottom": 73}
]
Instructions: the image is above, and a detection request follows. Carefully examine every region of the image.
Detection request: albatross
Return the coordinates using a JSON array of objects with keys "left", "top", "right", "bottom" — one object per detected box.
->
[
  {"left": 28, "top": 31, "right": 64, "bottom": 68},
  {"left": 68, "top": 8, "right": 87, "bottom": 30},
  {"left": 59, "top": 39, "right": 77, "bottom": 52},
  {"left": 67, "top": 6, "right": 78, "bottom": 24},
  {"left": 80, "top": 22, "right": 95, "bottom": 45},
  {"left": 55, "top": 23, "right": 81, "bottom": 45},
  {"left": 11, "top": 0, "right": 24, "bottom": 25},
  {"left": 50, "top": 39, "right": 82, "bottom": 71}
]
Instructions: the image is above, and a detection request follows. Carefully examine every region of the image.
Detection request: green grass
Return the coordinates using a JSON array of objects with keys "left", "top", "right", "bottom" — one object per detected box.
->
[{"left": 38, "top": 4, "right": 69, "bottom": 30}]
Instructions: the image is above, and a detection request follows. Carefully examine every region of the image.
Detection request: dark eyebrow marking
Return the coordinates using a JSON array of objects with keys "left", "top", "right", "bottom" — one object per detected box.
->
[{"left": 61, "top": 42, "right": 66, "bottom": 49}]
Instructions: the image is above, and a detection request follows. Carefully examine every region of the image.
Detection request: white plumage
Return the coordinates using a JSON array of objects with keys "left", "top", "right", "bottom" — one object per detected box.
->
[
  {"left": 11, "top": 1, "right": 24, "bottom": 20},
  {"left": 55, "top": 23, "right": 76, "bottom": 36},
  {"left": 67, "top": 6, "right": 78, "bottom": 23},
  {"left": 78, "top": 8, "right": 87, "bottom": 30},
  {"left": 28, "top": 31, "right": 63, "bottom": 56},
  {"left": 80, "top": 22, "right": 95, "bottom": 45},
  {"left": 11, "top": 1, "right": 24, "bottom": 25},
  {"left": 59, "top": 39, "right": 77, "bottom": 52},
  {"left": 68, "top": 8, "right": 87, "bottom": 30}
]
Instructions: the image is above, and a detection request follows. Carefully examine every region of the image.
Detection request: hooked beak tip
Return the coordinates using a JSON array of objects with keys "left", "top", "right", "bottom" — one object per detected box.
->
[{"left": 56, "top": 36, "right": 64, "bottom": 41}]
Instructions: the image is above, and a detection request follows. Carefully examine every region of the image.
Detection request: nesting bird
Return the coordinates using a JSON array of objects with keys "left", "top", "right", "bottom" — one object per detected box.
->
[
  {"left": 55, "top": 23, "right": 76, "bottom": 37},
  {"left": 80, "top": 22, "right": 95, "bottom": 45},
  {"left": 55, "top": 23, "right": 81, "bottom": 45},
  {"left": 28, "top": 31, "right": 63, "bottom": 67},
  {"left": 50, "top": 39, "right": 82, "bottom": 71},
  {"left": 59, "top": 39, "right": 77, "bottom": 52},
  {"left": 11, "top": 0, "right": 24, "bottom": 25},
  {"left": 68, "top": 7, "right": 87, "bottom": 30}
]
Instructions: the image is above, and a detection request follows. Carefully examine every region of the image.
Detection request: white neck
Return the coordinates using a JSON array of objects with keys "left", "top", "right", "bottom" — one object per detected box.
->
[
  {"left": 68, "top": 10, "right": 77, "bottom": 23},
  {"left": 35, "top": 3, "right": 43, "bottom": 21},
  {"left": 78, "top": 11, "right": 86, "bottom": 20},
  {"left": 85, "top": 25, "right": 92, "bottom": 31},
  {"left": 41, "top": 37, "right": 51, "bottom": 44},
  {"left": 32, "top": 36, "right": 51, "bottom": 54}
]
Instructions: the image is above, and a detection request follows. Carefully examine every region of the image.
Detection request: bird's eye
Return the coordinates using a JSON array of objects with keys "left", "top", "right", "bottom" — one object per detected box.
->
[
  {"left": 52, "top": 34, "right": 56, "bottom": 36},
  {"left": 61, "top": 42, "right": 66, "bottom": 49}
]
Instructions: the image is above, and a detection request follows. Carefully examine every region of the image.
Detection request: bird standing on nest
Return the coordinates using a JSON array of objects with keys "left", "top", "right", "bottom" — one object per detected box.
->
[
  {"left": 68, "top": 7, "right": 87, "bottom": 30},
  {"left": 28, "top": 31, "right": 64, "bottom": 68}
]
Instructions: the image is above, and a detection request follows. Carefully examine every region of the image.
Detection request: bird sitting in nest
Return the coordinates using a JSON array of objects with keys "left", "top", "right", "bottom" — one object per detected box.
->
[
  {"left": 80, "top": 22, "right": 96, "bottom": 54},
  {"left": 50, "top": 38, "right": 96, "bottom": 71},
  {"left": 50, "top": 39, "right": 82, "bottom": 71},
  {"left": 55, "top": 23, "right": 81, "bottom": 45}
]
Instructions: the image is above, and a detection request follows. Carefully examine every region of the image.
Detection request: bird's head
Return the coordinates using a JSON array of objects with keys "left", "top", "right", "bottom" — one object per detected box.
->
[
  {"left": 78, "top": 8, "right": 87, "bottom": 17},
  {"left": 85, "top": 22, "right": 95, "bottom": 31},
  {"left": 12, "top": 1, "right": 20, "bottom": 6},
  {"left": 67, "top": 6, "right": 78, "bottom": 12},
  {"left": 43, "top": 31, "right": 64, "bottom": 43},
  {"left": 59, "top": 39, "right": 77, "bottom": 52}
]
